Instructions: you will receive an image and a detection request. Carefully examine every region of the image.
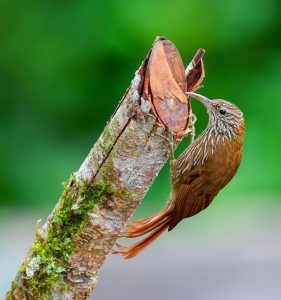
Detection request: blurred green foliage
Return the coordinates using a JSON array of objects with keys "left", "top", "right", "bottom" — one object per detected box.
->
[{"left": 0, "top": 0, "right": 280, "bottom": 210}]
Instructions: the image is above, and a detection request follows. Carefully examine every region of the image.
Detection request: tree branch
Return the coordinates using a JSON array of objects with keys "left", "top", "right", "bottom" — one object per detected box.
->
[{"left": 7, "top": 37, "right": 205, "bottom": 300}]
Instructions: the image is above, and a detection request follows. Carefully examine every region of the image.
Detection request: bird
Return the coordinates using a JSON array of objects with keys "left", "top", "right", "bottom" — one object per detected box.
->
[{"left": 113, "top": 92, "right": 245, "bottom": 259}]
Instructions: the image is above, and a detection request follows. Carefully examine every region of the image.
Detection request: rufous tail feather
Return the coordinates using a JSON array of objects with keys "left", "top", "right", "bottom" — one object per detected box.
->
[{"left": 112, "top": 210, "right": 171, "bottom": 259}]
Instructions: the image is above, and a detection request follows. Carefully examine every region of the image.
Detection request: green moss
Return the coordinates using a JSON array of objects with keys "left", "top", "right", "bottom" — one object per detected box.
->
[
  {"left": 5, "top": 281, "right": 18, "bottom": 300},
  {"left": 17, "top": 178, "right": 113, "bottom": 300},
  {"left": 100, "top": 120, "right": 120, "bottom": 153},
  {"left": 116, "top": 187, "right": 136, "bottom": 201}
]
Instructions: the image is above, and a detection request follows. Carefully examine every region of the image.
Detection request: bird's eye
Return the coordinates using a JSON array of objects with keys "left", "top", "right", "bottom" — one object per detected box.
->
[{"left": 219, "top": 108, "right": 226, "bottom": 115}]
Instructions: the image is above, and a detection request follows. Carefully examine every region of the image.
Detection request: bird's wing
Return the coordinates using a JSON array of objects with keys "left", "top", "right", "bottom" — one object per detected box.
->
[
  {"left": 168, "top": 132, "right": 220, "bottom": 231},
  {"left": 168, "top": 181, "right": 214, "bottom": 231}
]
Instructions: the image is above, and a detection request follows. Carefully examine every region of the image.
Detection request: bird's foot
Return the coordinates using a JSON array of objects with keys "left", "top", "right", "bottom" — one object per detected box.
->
[{"left": 187, "top": 112, "right": 197, "bottom": 143}]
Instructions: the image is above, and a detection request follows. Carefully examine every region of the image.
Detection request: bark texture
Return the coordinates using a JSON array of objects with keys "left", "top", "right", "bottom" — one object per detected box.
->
[
  {"left": 8, "top": 39, "right": 176, "bottom": 300},
  {"left": 7, "top": 36, "right": 206, "bottom": 300}
]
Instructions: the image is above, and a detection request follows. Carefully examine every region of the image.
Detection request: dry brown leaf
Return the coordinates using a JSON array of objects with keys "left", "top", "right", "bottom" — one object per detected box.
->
[{"left": 142, "top": 37, "right": 205, "bottom": 139}]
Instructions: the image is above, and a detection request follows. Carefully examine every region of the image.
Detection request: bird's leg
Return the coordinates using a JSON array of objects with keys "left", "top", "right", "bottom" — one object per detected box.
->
[{"left": 187, "top": 113, "right": 197, "bottom": 143}]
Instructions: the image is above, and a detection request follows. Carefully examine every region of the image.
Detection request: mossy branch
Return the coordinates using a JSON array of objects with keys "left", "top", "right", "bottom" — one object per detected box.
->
[{"left": 7, "top": 41, "right": 174, "bottom": 300}]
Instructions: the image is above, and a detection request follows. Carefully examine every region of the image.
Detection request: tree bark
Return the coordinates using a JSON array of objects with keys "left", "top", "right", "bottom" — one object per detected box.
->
[
  {"left": 7, "top": 38, "right": 178, "bottom": 300},
  {"left": 7, "top": 36, "right": 205, "bottom": 300}
]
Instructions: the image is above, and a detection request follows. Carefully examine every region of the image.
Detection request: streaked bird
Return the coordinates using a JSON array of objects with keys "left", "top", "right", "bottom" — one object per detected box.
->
[{"left": 113, "top": 92, "right": 245, "bottom": 259}]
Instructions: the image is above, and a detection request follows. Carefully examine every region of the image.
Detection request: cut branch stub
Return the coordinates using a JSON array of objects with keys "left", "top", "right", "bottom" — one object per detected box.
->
[{"left": 143, "top": 37, "right": 205, "bottom": 139}]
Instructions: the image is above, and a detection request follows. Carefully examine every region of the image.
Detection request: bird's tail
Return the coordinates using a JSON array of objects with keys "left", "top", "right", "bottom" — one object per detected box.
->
[{"left": 112, "top": 209, "right": 172, "bottom": 259}]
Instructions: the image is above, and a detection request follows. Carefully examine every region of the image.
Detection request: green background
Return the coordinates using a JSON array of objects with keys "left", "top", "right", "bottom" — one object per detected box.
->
[
  {"left": 1, "top": 0, "right": 281, "bottom": 299},
  {"left": 1, "top": 0, "right": 280, "bottom": 210}
]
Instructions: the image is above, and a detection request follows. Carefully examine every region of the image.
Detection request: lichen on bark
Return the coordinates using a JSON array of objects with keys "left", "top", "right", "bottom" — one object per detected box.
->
[{"left": 11, "top": 178, "right": 113, "bottom": 300}]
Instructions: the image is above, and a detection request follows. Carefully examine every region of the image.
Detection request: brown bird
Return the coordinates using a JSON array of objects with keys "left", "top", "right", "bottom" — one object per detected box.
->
[{"left": 113, "top": 92, "right": 245, "bottom": 258}]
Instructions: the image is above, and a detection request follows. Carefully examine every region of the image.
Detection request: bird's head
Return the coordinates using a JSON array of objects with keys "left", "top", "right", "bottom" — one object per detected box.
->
[{"left": 186, "top": 92, "right": 245, "bottom": 138}]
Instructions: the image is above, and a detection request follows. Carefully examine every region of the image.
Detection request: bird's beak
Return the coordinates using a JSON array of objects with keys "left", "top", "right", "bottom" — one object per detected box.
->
[{"left": 186, "top": 92, "right": 213, "bottom": 110}]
